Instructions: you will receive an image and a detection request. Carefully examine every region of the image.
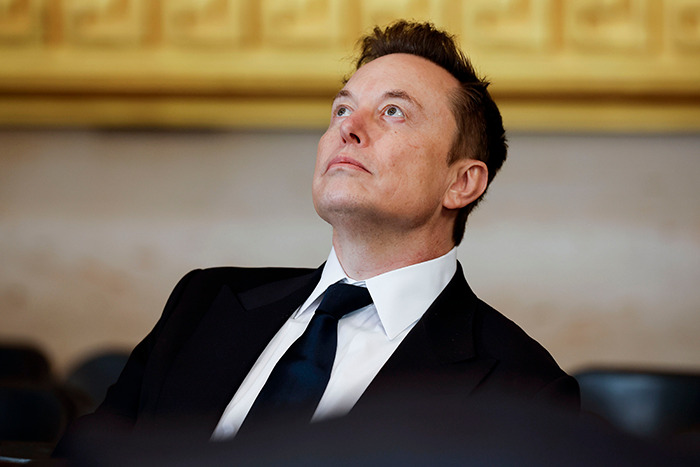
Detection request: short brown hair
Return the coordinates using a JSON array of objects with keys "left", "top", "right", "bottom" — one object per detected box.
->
[{"left": 353, "top": 21, "right": 507, "bottom": 245}]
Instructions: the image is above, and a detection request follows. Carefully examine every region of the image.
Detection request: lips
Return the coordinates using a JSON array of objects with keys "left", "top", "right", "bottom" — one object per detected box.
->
[{"left": 326, "top": 155, "right": 370, "bottom": 174}]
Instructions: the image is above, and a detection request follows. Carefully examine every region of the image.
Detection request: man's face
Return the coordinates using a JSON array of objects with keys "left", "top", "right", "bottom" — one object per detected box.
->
[{"left": 313, "top": 53, "right": 461, "bottom": 235}]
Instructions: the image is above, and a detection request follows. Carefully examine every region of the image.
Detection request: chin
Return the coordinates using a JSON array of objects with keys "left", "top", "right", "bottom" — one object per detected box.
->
[{"left": 314, "top": 194, "right": 374, "bottom": 225}]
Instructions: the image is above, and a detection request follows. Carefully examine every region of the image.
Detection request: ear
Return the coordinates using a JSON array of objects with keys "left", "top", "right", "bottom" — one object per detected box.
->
[{"left": 443, "top": 159, "right": 489, "bottom": 210}]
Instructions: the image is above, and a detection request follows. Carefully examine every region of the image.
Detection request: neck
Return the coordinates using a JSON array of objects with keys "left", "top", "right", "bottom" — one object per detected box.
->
[{"left": 331, "top": 227, "right": 455, "bottom": 280}]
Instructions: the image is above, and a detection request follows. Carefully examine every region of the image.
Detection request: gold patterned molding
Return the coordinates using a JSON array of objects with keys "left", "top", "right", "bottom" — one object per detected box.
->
[{"left": 0, "top": 0, "right": 699, "bottom": 131}]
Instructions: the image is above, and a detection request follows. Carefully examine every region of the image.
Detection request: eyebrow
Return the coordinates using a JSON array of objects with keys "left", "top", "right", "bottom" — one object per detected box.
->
[
  {"left": 333, "top": 89, "right": 423, "bottom": 110},
  {"left": 334, "top": 89, "right": 352, "bottom": 101},
  {"left": 383, "top": 89, "right": 423, "bottom": 110}
]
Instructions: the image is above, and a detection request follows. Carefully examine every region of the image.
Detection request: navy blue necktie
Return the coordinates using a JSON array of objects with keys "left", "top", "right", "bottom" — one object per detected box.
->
[{"left": 242, "top": 282, "right": 373, "bottom": 429}]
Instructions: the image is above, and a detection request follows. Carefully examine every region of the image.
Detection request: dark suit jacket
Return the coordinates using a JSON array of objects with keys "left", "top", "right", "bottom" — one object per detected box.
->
[{"left": 56, "top": 262, "right": 579, "bottom": 454}]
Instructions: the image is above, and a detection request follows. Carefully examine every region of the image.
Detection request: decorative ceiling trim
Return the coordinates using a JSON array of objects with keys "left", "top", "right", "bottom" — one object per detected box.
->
[{"left": 1, "top": 0, "right": 698, "bottom": 131}]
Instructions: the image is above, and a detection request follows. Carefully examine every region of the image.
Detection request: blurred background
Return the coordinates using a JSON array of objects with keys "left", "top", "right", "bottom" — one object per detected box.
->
[{"left": 1, "top": 1, "right": 699, "bottom": 382}]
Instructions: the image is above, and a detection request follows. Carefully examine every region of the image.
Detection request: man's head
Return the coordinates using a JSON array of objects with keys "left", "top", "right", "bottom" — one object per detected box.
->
[
  {"left": 355, "top": 21, "right": 508, "bottom": 245},
  {"left": 313, "top": 21, "right": 507, "bottom": 248}
]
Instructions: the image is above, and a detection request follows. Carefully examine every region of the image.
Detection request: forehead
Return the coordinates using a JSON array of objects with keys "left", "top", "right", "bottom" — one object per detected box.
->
[{"left": 342, "top": 53, "right": 459, "bottom": 108}]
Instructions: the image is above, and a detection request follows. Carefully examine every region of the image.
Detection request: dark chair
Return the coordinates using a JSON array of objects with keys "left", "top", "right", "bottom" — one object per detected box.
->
[
  {"left": 0, "top": 344, "right": 51, "bottom": 383},
  {"left": 63, "top": 350, "right": 130, "bottom": 415},
  {"left": 0, "top": 383, "right": 68, "bottom": 442},
  {"left": 575, "top": 369, "right": 700, "bottom": 439}
]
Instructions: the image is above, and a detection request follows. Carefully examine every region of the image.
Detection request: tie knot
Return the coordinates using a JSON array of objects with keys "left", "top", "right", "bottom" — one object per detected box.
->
[{"left": 317, "top": 282, "right": 373, "bottom": 320}]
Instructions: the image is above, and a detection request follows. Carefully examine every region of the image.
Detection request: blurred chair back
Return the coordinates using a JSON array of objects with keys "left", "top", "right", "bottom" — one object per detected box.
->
[
  {"left": 64, "top": 350, "right": 130, "bottom": 415},
  {"left": 0, "top": 384, "right": 68, "bottom": 442},
  {"left": 0, "top": 344, "right": 51, "bottom": 383},
  {"left": 0, "top": 343, "right": 71, "bottom": 462},
  {"left": 575, "top": 369, "right": 700, "bottom": 438}
]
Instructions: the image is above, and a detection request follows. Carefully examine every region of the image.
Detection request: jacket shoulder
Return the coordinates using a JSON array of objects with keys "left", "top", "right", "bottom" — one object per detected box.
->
[
  {"left": 472, "top": 298, "right": 579, "bottom": 408},
  {"left": 154, "top": 266, "right": 316, "bottom": 320},
  {"left": 474, "top": 299, "right": 561, "bottom": 371},
  {"left": 186, "top": 266, "right": 317, "bottom": 294}
]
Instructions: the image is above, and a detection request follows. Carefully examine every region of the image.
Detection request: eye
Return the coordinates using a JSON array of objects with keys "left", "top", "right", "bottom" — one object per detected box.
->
[
  {"left": 335, "top": 105, "right": 352, "bottom": 117},
  {"left": 383, "top": 105, "right": 404, "bottom": 118}
]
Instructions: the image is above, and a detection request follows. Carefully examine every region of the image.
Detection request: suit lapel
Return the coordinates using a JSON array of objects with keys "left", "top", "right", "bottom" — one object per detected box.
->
[
  {"left": 151, "top": 266, "right": 323, "bottom": 431},
  {"left": 358, "top": 264, "right": 497, "bottom": 405}
]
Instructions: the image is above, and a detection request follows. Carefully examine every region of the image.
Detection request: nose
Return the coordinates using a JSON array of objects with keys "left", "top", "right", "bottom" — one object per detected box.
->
[{"left": 339, "top": 111, "right": 368, "bottom": 147}]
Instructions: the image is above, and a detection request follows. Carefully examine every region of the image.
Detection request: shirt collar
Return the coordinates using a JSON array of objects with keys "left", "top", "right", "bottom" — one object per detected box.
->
[
  {"left": 295, "top": 247, "right": 353, "bottom": 318},
  {"left": 296, "top": 247, "right": 458, "bottom": 340}
]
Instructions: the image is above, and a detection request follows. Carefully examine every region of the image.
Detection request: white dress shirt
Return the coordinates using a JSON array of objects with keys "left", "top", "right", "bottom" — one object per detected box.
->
[{"left": 211, "top": 247, "right": 457, "bottom": 440}]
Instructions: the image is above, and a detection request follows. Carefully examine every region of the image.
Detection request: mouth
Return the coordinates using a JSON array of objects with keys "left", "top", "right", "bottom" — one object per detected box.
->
[{"left": 326, "top": 155, "right": 371, "bottom": 174}]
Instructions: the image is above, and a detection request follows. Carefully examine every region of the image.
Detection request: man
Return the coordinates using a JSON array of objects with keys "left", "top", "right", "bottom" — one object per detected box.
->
[{"left": 55, "top": 20, "right": 578, "bottom": 456}]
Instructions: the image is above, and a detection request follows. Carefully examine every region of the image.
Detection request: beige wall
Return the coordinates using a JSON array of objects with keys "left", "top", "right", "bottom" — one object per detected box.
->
[{"left": 1, "top": 129, "right": 699, "bottom": 376}]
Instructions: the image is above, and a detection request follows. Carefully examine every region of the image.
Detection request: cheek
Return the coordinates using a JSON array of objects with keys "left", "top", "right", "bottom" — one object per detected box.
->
[
  {"left": 390, "top": 150, "right": 450, "bottom": 197},
  {"left": 315, "top": 133, "right": 332, "bottom": 172}
]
